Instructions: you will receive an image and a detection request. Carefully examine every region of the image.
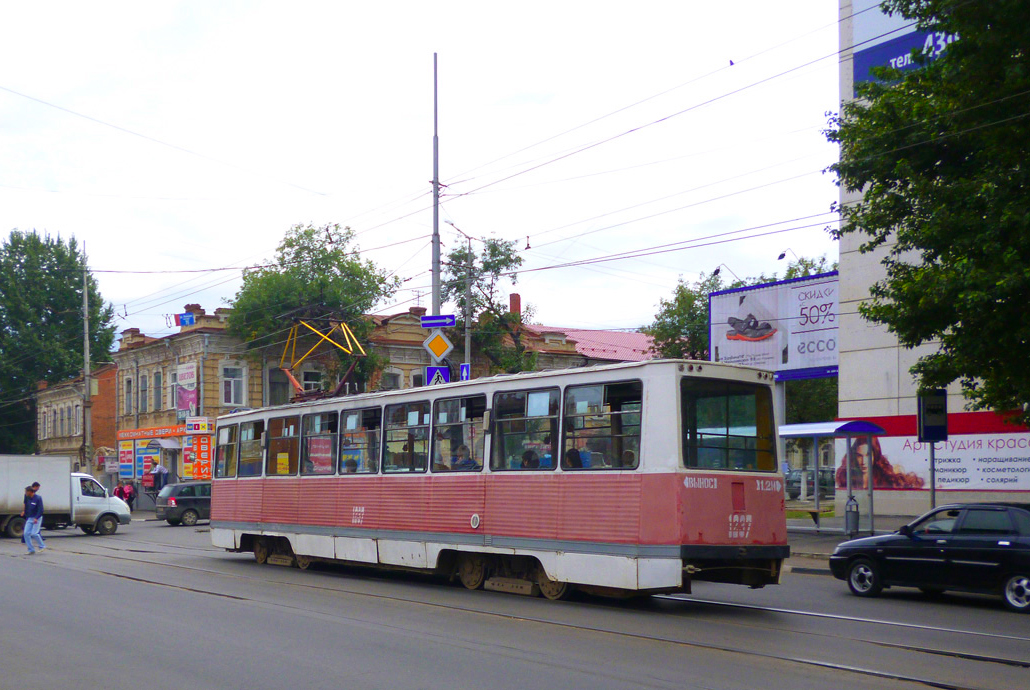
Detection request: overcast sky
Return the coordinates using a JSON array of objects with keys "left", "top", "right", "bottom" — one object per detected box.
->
[{"left": 1, "top": 1, "right": 841, "bottom": 343}]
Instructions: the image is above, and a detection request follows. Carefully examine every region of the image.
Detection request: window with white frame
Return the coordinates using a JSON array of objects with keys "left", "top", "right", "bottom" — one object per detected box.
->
[
  {"left": 221, "top": 364, "right": 245, "bottom": 406},
  {"left": 302, "top": 370, "right": 322, "bottom": 392},
  {"left": 139, "top": 374, "right": 149, "bottom": 413},
  {"left": 168, "top": 370, "right": 177, "bottom": 409},
  {"left": 153, "top": 371, "right": 162, "bottom": 411}
]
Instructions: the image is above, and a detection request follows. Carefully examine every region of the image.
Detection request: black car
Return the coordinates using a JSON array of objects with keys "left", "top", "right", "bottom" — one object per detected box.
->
[
  {"left": 829, "top": 503, "right": 1030, "bottom": 612},
  {"left": 155, "top": 481, "right": 211, "bottom": 526},
  {"left": 785, "top": 468, "right": 835, "bottom": 500}
]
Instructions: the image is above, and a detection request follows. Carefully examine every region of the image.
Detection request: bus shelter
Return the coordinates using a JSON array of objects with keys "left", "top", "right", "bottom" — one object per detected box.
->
[{"left": 779, "top": 420, "right": 886, "bottom": 534}]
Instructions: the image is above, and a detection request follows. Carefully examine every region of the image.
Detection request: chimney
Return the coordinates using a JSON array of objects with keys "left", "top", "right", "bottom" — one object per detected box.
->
[
  {"left": 509, "top": 293, "right": 521, "bottom": 315},
  {"left": 410, "top": 306, "right": 427, "bottom": 317}
]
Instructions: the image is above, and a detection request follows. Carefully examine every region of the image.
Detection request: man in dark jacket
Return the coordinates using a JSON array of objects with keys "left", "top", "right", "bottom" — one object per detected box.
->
[{"left": 23, "top": 485, "right": 45, "bottom": 554}]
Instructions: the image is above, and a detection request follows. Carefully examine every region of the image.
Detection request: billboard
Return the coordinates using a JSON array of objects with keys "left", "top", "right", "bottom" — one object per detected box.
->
[
  {"left": 176, "top": 362, "right": 198, "bottom": 422},
  {"left": 709, "top": 272, "right": 838, "bottom": 379},
  {"left": 851, "top": 0, "right": 958, "bottom": 87}
]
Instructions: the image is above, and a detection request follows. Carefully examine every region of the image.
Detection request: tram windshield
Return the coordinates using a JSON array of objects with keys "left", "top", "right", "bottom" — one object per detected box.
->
[{"left": 681, "top": 378, "right": 776, "bottom": 472}]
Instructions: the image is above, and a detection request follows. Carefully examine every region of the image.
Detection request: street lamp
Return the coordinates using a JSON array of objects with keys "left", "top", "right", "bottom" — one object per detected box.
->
[
  {"left": 712, "top": 263, "right": 741, "bottom": 282},
  {"left": 777, "top": 248, "right": 800, "bottom": 262}
]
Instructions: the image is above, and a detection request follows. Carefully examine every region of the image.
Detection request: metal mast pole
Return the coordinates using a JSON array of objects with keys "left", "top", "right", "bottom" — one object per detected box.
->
[
  {"left": 82, "top": 248, "right": 93, "bottom": 474},
  {"left": 431, "top": 52, "right": 441, "bottom": 316},
  {"left": 465, "top": 237, "right": 472, "bottom": 365}
]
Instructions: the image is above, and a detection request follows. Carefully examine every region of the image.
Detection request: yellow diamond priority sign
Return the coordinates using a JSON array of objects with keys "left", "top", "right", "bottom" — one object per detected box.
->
[{"left": 423, "top": 329, "right": 454, "bottom": 361}]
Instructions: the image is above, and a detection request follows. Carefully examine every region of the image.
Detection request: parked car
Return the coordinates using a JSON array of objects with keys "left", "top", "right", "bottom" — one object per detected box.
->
[
  {"left": 155, "top": 481, "right": 211, "bottom": 526},
  {"left": 829, "top": 503, "right": 1030, "bottom": 613},
  {"left": 785, "top": 468, "right": 835, "bottom": 500}
]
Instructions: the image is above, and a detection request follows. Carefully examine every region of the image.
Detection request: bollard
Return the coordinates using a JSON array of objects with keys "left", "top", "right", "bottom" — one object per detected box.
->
[{"left": 845, "top": 495, "right": 859, "bottom": 538}]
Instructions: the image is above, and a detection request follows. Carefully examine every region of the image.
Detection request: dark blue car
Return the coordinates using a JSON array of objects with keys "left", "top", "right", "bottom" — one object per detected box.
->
[{"left": 829, "top": 503, "right": 1030, "bottom": 613}]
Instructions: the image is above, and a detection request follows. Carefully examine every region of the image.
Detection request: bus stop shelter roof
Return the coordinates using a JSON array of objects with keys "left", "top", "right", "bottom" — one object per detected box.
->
[{"left": 779, "top": 420, "right": 886, "bottom": 439}]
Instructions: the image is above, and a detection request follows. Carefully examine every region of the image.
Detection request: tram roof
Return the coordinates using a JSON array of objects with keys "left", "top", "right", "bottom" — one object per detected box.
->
[
  {"left": 778, "top": 420, "right": 887, "bottom": 439},
  {"left": 218, "top": 358, "right": 775, "bottom": 421}
]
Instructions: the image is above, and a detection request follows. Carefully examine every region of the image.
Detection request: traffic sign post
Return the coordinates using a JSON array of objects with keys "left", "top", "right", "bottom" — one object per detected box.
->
[
  {"left": 460, "top": 363, "right": 471, "bottom": 381},
  {"left": 420, "top": 314, "right": 456, "bottom": 329},
  {"left": 918, "top": 389, "right": 948, "bottom": 508},
  {"left": 423, "top": 329, "right": 454, "bottom": 362},
  {"left": 427, "top": 366, "right": 450, "bottom": 386}
]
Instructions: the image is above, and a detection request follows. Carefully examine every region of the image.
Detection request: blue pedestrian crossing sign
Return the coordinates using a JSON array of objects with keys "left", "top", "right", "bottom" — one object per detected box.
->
[
  {"left": 460, "top": 363, "right": 471, "bottom": 381},
  {"left": 427, "top": 366, "right": 450, "bottom": 386}
]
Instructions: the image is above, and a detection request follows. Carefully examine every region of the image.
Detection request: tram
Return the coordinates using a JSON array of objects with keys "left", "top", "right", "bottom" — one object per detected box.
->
[{"left": 210, "top": 359, "right": 789, "bottom": 599}]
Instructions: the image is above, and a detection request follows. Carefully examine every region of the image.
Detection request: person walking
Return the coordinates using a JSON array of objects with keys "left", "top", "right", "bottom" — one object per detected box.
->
[
  {"left": 21, "top": 481, "right": 44, "bottom": 549},
  {"left": 123, "top": 481, "right": 136, "bottom": 512},
  {"left": 23, "top": 485, "right": 45, "bottom": 555}
]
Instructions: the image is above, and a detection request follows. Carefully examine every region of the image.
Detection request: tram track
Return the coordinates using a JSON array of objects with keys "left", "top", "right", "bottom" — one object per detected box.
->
[{"left": 7, "top": 541, "right": 1024, "bottom": 690}]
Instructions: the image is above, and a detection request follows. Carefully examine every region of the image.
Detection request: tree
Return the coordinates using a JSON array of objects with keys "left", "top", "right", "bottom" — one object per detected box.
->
[
  {"left": 0, "top": 230, "right": 115, "bottom": 453},
  {"left": 442, "top": 237, "right": 535, "bottom": 373},
  {"left": 227, "top": 223, "right": 398, "bottom": 389},
  {"left": 642, "top": 271, "right": 725, "bottom": 359},
  {"left": 826, "top": 1, "right": 1030, "bottom": 424}
]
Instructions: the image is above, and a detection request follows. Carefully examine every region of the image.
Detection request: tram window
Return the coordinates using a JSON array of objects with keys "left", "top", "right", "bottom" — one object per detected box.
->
[
  {"left": 266, "top": 415, "right": 300, "bottom": 476},
  {"left": 681, "top": 378, "right": 775, "bottom": 471},
  {"left": 238, "top": 421, "right": 264, "bottom": 477},
  {"left": 301, "top": 412, "right": 337, "bottom": 475},
  {"left": 340, "top": 407, "right": 381, "bottom": 474},
  {"left": 215, "top": 424, "right": 238, "bottom": 478},
  {"left": 562, "top": 381, "right": 642, "bottom": 470},
  {"left": 432, "top": 395, "right": 486, "bottom": 472},
  {"left": 491, "top": 388, "right": 558, "bottom": 471},
  {"left": 383, "top": 401, "right": 429, "bottom": 473}
]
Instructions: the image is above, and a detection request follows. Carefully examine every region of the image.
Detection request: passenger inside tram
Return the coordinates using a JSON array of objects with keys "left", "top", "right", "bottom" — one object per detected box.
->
[{"left": 521, "top": 450, "right": 540, "bottom": 468}]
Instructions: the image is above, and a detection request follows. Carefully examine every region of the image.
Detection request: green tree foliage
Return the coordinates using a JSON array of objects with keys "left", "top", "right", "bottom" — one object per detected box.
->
[
  {"left": 227, "top": 223, "right": 398, "bottom": 388},
  {"left": 442, "top": 238, "right": 535, "bottom": 373},
  {"left": 0, "top": 230, "right": 115, "bottom": 452},
  {"left": 826, "top": 0, "right": 1030, "bottom": 423},
  {"left": 642, "top": 271, "right": 725, "bottom": 360}
]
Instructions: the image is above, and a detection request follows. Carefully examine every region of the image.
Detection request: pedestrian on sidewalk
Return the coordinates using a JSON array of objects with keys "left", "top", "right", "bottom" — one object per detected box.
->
[
  {"left": 23, "top": 485, "right": 45, "bottom": 555},
  {"left": 123, "top": 481, "right": 136, "bottom": 512}
]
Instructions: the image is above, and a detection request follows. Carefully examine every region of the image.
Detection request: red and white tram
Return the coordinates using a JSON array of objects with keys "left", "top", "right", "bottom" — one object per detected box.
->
[{"left": 210, "top": 359, "right": 788, "bottom": 598}]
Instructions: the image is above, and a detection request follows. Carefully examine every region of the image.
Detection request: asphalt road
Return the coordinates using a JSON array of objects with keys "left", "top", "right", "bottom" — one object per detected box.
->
[{"left": 1, "top": 519, "right": 1027, "bottom": 690}]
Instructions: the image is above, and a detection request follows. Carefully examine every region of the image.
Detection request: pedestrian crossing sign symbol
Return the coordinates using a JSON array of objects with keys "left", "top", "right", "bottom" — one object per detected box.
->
[
  {"left": 427, "top": 366, "right": 450, "bottom": 386},
  {"left": 422, "top": 329, "right": 454, "bottom": 361}
]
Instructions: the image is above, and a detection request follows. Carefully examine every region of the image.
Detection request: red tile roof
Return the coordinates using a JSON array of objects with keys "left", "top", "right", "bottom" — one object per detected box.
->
[{"left": 531, "top": 326, "right": 654, "bottom": 362}]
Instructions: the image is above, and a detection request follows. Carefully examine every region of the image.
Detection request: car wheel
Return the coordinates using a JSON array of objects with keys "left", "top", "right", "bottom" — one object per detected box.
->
[
  {"left": 1002, "top": 573, "right": 1030, "bottom": 613},
  {"left": 97, "top": 515, "right": 118, "bottom": 536},
  {"left": 847, "top": 558, "right": 883, "bottom": 597},
  {"left": 180, "top": 510, "right": 199, "bottom": 527}
]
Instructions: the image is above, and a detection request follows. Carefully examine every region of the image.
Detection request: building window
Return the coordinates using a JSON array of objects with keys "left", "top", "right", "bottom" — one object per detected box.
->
[
  {"left": 51, "top": 410, "right": 56, "bottom": 437},
  {"left": 221, "top": 365, "right": 245, "bottom": 406},
  {"left": 380, "top": 371, "right": 401, "bottom": 390},
  {"left": 268, "top": 368, "right": 291, "bottom": 406},
  {"left": 76, "top": 406, "right": 81, "bottom": 435},
  {"left": 412, "top": 372, "right": 424, "bottom": 388},
  {"left": 59, "top": 408, "right": 66, "bottom": 437},
  {"left": 139, "top": 375, "right": 149, "bottom": 414},
  {"left": 153, "top": 371, "right": 162, "bottom": 411},
  {"left": 125, "top": 378, "right": 133, "bottom": 415},
  {"left": 302, "top": 370, "right": 322, "bottom": 392},
  {"left": 168, "top": 370, "right": 177, "bottom": 409}
]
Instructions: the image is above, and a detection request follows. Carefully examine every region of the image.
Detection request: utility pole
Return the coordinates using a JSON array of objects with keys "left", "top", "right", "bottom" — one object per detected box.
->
[
  {"left": 82, "top": 251, "right": 93, "bottom": 474},
  {"left": 431, "top": 52, "right": 441, "bottom": 316}
]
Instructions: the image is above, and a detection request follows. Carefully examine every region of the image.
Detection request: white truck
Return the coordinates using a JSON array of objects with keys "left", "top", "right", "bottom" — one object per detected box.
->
[{"left": 0, "top": 455, "right": 131, "bottom": 538}]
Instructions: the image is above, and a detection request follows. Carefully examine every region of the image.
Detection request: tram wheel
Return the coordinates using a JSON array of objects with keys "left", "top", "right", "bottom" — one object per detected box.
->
[
  {"left": 457, "top": 554, "right": 487, "bottom": 590},
  {"left": 253, "top": 538, "right": 269, "bottom": 565},
  {"left": 536, "top": 567, "right": 571, "bottom": 601},
  {"left": 295, "top": 554, "right": 312, "bottom": 570}
]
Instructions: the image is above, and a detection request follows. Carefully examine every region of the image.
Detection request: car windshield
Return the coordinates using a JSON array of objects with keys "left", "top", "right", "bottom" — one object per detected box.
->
[{"left": 157, "top": 485, "right": 175, "bottom": 498}]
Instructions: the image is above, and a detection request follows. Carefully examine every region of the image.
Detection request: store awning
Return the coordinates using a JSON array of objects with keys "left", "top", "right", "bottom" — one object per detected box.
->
[
  {"left": 779, "top": 420, "right": 886, "bottom": 439},
  {"left": 155, "top": 438, "right": 181, "bottom": 449}
]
